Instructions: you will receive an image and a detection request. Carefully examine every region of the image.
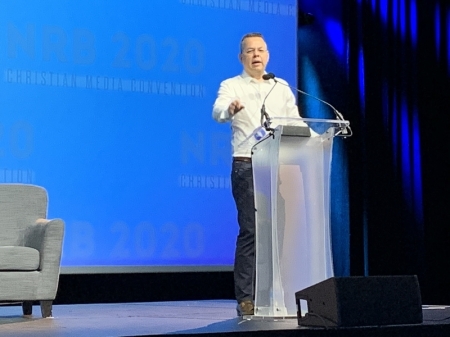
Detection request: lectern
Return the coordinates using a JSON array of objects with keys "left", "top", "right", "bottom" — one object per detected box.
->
[{"left": 251, "top": 117, "right": 350, "bottom": 318}]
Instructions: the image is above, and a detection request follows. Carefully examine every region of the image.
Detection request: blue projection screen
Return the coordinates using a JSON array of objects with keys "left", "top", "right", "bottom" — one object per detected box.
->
[{"left": 0, "top": 1, "right": 298, "bottom": 273}]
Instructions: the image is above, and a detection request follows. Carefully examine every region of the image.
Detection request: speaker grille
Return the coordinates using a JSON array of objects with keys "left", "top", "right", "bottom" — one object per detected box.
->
[{"left": 295, "top": 276, "right": 423, "bottom": 327}]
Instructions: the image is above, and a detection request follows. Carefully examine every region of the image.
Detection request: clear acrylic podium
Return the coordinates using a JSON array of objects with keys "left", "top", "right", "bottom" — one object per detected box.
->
[{"left": 251, "top": 117, "right": 350, "bottom": 318}]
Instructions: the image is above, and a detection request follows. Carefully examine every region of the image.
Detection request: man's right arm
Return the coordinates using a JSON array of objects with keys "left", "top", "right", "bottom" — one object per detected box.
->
[{"left": 212, "top": 80, "right": 244, "bottom": 123}]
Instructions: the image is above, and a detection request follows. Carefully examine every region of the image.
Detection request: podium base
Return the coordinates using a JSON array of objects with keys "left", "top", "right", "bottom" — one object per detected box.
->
[{"left": 245, "top": 315, "right": 297, "bottom": 321}]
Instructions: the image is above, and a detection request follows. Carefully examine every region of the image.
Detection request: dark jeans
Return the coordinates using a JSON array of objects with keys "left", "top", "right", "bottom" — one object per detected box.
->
[{"left": 231, "top": 160, "right": 255, "bottom": 303}]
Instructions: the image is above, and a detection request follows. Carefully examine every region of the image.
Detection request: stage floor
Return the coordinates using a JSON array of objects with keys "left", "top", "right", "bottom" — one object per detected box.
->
[{"left": 0, "top": 300, "right": 449, "bottom": 337}]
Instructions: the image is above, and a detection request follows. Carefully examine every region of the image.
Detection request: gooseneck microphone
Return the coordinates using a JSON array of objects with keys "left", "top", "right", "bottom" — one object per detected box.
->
[
  {"left": 262, "top": 73, "right": 275, "bottom": 80},
  {"left": 262, "top": 73, "right": 352, "bottom": 136},
  {"left": 260, "top": 75, "right": 278, "bottom": 130}
]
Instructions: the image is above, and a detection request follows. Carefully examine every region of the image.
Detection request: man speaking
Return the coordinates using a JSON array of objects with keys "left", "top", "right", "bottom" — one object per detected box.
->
[{"left": 212, "top": 32, "right": 308, "bottom": 316}]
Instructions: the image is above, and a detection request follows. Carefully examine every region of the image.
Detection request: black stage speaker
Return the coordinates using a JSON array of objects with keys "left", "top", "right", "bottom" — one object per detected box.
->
[{"left": 295, "top": 275, "right": 423, "bottom": 327}]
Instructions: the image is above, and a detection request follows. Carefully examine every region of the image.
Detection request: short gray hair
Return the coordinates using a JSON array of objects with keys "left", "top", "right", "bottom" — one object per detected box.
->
[{"left": 240, "top": 32, "right": 265, "bottom": 53}]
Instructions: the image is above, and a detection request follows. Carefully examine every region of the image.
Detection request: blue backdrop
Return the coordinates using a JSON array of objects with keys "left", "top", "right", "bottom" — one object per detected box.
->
[{"left": 0, "top": 0, "right": 298, "bottom": 273}]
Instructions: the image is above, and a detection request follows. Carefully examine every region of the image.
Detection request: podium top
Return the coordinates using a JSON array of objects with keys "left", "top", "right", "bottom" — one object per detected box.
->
[{"left": 269, "top": 117, "right": 351, "bottom": 137}]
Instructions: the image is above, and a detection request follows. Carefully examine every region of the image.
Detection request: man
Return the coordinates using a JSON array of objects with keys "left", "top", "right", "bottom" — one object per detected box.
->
[{"left": 212, "top": 32, "right": 307, "bottom": 316}]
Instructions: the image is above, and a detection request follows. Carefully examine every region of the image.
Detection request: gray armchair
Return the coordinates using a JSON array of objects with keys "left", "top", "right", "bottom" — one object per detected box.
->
[{"left": 0, "top": 184, "right": 64, "bottom": 318}]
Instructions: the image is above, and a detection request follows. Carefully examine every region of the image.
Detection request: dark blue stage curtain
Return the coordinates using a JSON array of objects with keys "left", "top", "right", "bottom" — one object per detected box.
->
[
  {"left": 296, "top": 1, "right": 352, "bottom": 277},
  {"left": 0, "top": 1, "right": 298, "bottom": 274},
  {"left": 299, "top": 0, "right": 450, "bottom": 303}
]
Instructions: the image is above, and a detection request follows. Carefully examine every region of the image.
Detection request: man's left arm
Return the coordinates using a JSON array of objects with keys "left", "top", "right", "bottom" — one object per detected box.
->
[
  {"left": 284, "top": 86, "right": 320, "bottom": 136},
  {"left": 284, "top": 86, "right": 308, "bottom": 126}
]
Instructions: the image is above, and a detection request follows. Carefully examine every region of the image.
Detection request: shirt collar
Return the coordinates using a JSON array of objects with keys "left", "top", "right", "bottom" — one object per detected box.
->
[{"left": 241, "top": 71, "right": 274, "bottom": 84}]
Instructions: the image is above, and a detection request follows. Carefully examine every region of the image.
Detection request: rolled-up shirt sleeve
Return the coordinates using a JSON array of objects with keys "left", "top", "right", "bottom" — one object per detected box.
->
[
  {"left": 273, "top": 79, "right": 308, "bottom": 127},
  {"left": 286, "top": 90, "right": 303, "bottom": 121},
  {"left": 279, "top": 81, "right": 320, "bottom": 137},
  {"left": 212, "top": 80, "right": 234, "bottom": 123}
]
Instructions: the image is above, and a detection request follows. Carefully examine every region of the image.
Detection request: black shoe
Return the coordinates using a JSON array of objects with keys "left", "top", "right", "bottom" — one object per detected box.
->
[{"left": 236, "top": 300, "right": 254, "bottom": 316}]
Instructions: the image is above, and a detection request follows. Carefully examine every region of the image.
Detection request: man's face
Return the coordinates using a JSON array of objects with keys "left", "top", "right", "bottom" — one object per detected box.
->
[{"left": 239, "top": 36, "right": 269, "bottom": 78}]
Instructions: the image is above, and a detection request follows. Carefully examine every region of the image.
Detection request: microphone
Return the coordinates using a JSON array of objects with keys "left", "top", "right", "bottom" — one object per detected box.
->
[
  {"left": 262, "top": 72, "right": 275, "bottom": 80},
  {"left": 260, "top": 74, "right": 278, "bottom": 130},
  {"left": 264, "top": 73, "right": 352, "bottom": 136}
]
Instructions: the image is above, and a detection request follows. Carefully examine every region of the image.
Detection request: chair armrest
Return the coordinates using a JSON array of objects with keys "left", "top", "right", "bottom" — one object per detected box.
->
[
  {"left": 24, "top": 218, "right": 65, "bottom": 299},
  {"left": 25, "top": 218, "right": 65, "bottom": 271}
]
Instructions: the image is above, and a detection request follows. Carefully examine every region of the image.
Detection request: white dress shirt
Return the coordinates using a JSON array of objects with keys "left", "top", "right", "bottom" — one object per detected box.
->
[{"left": 212, "top": 72, "right": 307, "bottom": 157}]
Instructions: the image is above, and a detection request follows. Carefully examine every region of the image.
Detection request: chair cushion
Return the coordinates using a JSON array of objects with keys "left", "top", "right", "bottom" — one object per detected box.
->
[{"left": 0, "top": 246, "right": 40, "bottom": 271}]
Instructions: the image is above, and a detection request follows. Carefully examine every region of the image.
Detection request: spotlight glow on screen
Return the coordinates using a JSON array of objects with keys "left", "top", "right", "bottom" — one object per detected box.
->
[{"left": 0, "top": 0, "right": 298, "bottom": 273}]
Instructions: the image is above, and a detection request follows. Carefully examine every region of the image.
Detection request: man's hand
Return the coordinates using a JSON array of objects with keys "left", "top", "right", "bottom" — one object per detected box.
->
[{"left": 228, "top": 99, "right": 245, "bottom": 115}]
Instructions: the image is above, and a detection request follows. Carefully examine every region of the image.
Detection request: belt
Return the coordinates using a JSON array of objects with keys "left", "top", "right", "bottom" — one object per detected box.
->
[{"left": 233, "top": 156, "right": 252, "bottom": 162}]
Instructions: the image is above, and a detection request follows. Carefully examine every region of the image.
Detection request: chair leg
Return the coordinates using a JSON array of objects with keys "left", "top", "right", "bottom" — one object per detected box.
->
[
  {"left": 22, "top": 301, "right": 33, "bottom": 315},
  {"left": 40, "top": 300, "right": 53, "bottom": 318}
]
